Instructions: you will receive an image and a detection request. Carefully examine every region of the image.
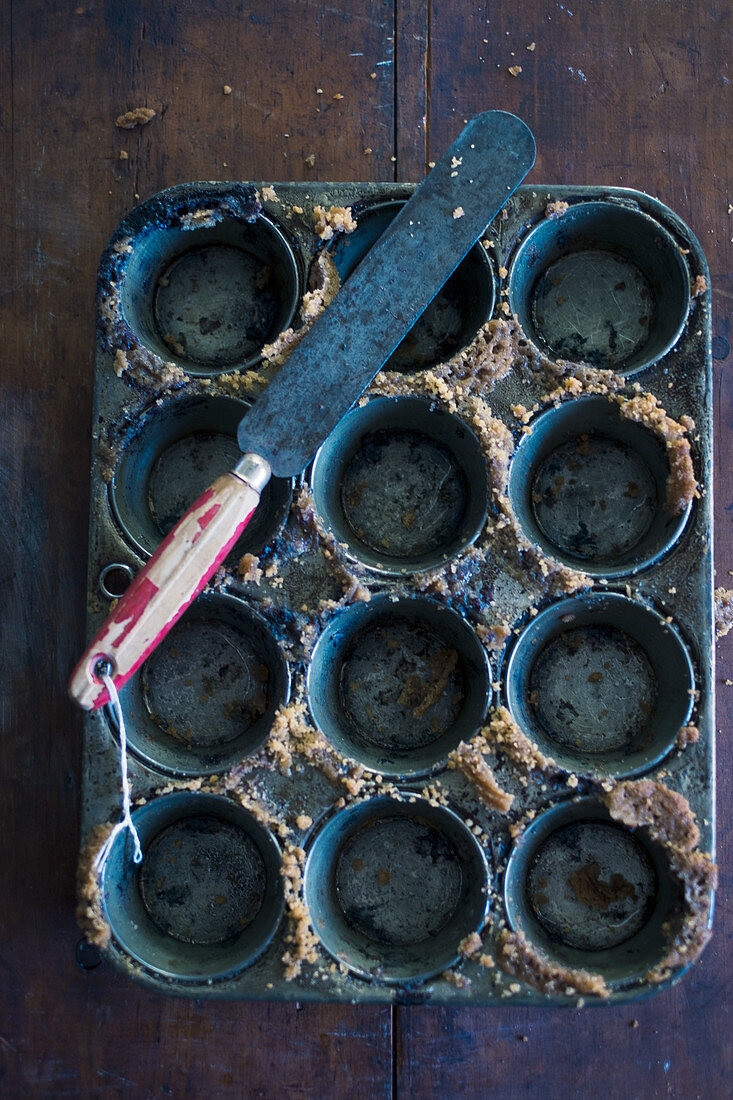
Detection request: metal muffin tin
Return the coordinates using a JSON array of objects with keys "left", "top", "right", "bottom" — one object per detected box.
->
[{"left": 79, "top": 179, "right": 714, "bottom": 1004}]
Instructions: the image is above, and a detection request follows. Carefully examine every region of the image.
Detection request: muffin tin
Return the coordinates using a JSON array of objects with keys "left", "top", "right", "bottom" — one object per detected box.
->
[{"left": 78, "top": 179, "right": 715, "bottom": 1004}]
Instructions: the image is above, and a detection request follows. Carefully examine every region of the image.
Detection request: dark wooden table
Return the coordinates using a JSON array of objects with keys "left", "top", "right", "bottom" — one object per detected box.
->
[{"left": 1, "top": 2, "right": 731, "bottom": 1096}]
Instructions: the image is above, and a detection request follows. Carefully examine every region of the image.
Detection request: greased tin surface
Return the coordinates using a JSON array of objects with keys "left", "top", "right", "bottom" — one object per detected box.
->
[{"left": 78, "top": 181, "right": 715, "bottom": 1005}]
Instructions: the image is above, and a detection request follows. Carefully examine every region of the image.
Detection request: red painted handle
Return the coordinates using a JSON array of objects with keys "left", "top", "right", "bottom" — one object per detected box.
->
[{"left": 69, "top": 464, "right": 269, "bottom": 710}]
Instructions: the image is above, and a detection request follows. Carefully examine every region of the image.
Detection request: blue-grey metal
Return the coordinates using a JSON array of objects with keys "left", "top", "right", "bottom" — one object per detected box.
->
[{"left": 237, "top": 111, "right": 535, "bottom": 475}]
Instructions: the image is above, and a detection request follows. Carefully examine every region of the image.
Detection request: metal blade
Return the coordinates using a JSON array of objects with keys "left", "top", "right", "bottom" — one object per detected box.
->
[{"left": 238, "top": 110, "right": 535, "bottom": 476}]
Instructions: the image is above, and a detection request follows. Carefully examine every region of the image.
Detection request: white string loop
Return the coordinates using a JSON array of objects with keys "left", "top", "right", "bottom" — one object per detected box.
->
[{"left": 93, "top": 671, "right": 143, "bottom": 871}]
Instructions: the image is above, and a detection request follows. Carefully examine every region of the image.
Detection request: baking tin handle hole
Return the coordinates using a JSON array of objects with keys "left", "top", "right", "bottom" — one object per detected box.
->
[
  {"left": 99, "top": 563, "right": 135, "bottom": 600},
  {"left": 76, "top": 938, "right": 103, "bottom": 971}
]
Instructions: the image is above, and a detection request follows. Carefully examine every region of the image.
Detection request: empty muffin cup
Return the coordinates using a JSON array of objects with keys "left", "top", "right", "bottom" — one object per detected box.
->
[
  {"left": 504, "top": 592, "right": 694, "bottom": 779},
  {"left": 507, "top": 396, "right": 691, "bottom": 577},
  {"left": 504, "top": 798, "right": 681, "bottom": 985},
  {"left": 117, "top": 209, "right": 300, "bottom": 375},
  {"left": 327, "top": 200, "right": 495, "bottom": 372},
  {"left": 507, "top": 201, "right": 690, "bottom": 374},
  {"left": 110, "top": 591, "right": 290, "bottom": 776},
  {"left": 101, "top": 791, "right": 284, "bottom": 981},
  {"left": 310, "top": 396, "right": 489, "bottom": 574},
  {"left": 304, "top": 796, "right": 489, "bottom": 984},
  {"left": 110, "top": 394, "right": 292, "bottom": 561},
  {"left": 307, "top": 594, "right": 491, "bottom": 777}
]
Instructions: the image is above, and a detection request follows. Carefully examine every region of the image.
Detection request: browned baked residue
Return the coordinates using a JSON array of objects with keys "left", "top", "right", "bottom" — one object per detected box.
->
[
  {"left": 370, "top": 318, "right": 523, "bottom": 400},
  {"left": 281, "top": 843, "right": 319, "bottom": 979},
  {"left": 675, "top": 723, "right": 700, "bottom": 750},
  {"left": 615, "top": 394, "right": 697, "bottom": 516},
  {"left": 603, "top": 779, "right": 700, "bottom": 859},
  {"left": 498, "top": 929, "right": 610, "bottom": 998},
  {"left": 448, "top": 737, "right": 514, "bottom": 812},
  {"left": 313, "top": 204, "right": 357, "bottom": 241},
  {"left": 645, "top": 848, "right": 717, "bottom": 982},
  {"left": 545, "top": 200, "right": 570, "bottom": 219},
  {"left": 568, "top": 862, "right": 636, "bottom": 910},
  {"left": 261, "top": 252, "right": 340, "bottom": 367},
  {"left": 484, "top": 705, "right": 555, "bottom": 773},
  {"left": 602, "top": 779, "right": 717, "bottom": 982},
  {"left": 398, "top": 648, "right": 459, "bottom": 718},
  {"left": 714, "top": 587, "right": 733, "bottom": 638},
  {"left": 115, "top": 107, "right": 156, "bottom": 129},
  {"left": 76, "top": 823, "right": 114, "bottom": 948},
  {"left": 691, "top": 274, "right": 707, "bottom": 298}
]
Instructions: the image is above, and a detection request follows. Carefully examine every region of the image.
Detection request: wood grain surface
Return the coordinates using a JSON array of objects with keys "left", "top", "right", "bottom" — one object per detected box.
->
[{"left": 0, "top": 1, "right": 730, "bottom": 1097}]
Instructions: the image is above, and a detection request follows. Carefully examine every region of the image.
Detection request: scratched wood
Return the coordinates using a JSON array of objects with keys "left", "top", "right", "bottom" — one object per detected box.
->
[{"left": 1, "top": 0, "right": 731, "bottom": 1096}]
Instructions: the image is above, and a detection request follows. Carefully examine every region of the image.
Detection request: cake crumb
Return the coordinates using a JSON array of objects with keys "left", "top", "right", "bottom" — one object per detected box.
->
[
  {"left": 261, "top": 185, "right": 278, "bottom": 202},
  {"left": 295, "top": 814, "right": 313, "bottom": 831},
  {"left": 313, "top": 204, "right": 357, "bottom": 240},
  {"left": 237, "top": 553, "right": 262, "bottom": 584},
  {"left": 119, "top": 150, "right": 129, "bottom": 160},
  {"left": 459, "top": 932, "right": 483, "bottom": 958},
  {"left": 281, "top": 843, "right": 320, "bottom": 979},
  {"left": 545, "top": 200, "right": 570, "bottom": 219},
  {"left": 527, "top": 41, "right": 536, "bottom": 50},
  {"left": 714, "top": 588, "right": 733, "bottom": 637},
  {"left": 443, "top": 969, "right": 471, "bottom": 990},
  {"left": 691, "top": 274, "right": 707, "bottom": 298},
  {"left": 115, "top": 107, "right": 156, "bottom": 129},
  {"left": 113, "top": 349, "right": 128, "bottom": 377},
  {"left": 304, "top": 154, "right": 316, "bottom": 168},
  {"left": 508, "top": 65, "right": 523, "bottom": 76},
  {"left": 453, "top": 206, "right": 465, "bottom": 219},
  {"left": 223, "top": 84, "right": 233, "bottom": 95}
]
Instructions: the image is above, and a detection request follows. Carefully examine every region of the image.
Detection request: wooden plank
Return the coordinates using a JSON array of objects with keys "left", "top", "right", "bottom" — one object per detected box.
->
[
  {"left": 394, "top": 0, "right": 428, "bottom": 180},
  {"left": 394, "top": 1, "right": 733, "bottom": 1096},
  {"left": 0, "top": 0, "right": 395, "bottom": 1094}
]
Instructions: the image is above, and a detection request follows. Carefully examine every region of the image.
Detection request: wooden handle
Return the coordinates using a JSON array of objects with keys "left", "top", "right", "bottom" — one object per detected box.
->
[{"left": 69, "top": 460, "right": 270, "bottom": 710}]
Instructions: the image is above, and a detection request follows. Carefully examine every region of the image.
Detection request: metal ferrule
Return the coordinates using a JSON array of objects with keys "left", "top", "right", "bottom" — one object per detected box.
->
[{"left": 233, "top": 452, "right": 272, "bottom": 494}]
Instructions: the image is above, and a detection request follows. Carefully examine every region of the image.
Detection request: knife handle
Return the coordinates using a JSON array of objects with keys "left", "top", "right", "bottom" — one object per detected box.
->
[{"left": 68, "top": 454, "right": 271, "bottom": 711}]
